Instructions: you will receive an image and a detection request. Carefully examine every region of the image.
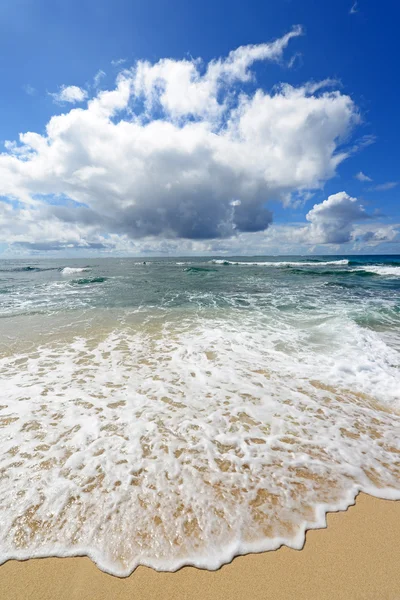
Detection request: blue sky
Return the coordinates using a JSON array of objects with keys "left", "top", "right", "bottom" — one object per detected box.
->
[{"left": 0, "top": 0, "right": 399, "bottom": 256}]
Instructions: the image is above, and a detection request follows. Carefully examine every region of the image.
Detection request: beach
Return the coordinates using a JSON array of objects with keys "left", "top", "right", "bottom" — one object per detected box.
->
[
  {"left": 1, "top": 2, "right": 399, "bottom": 596},
  {"left": 0, "top": 493, "right": 399, "bottom": 600},
  {"left": 0, "top": 257, "right": 399, "bottom": 578},
  {"left": 1, "top": 2, "right": 399, "bottom": 595}
]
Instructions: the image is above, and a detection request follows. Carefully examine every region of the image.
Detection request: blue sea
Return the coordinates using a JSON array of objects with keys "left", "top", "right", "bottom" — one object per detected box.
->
[{"left": 0, "top": 255, "right": 399, "bottom": 574}]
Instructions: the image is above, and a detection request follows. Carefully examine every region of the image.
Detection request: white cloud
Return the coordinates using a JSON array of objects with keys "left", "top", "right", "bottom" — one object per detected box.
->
[
  {"left": 303, "top": 192, "right": 369, "bottom": 243},
  {"left": 93, "top": 70, "right": 106, "bottom": 88},
  {"left": 355, "top": 171, "right": 372, "bottom": 182},
  {"left": 248, "top": 193, "right": 399, "bottom": 250},
  {"left": 277, "top": 192, "right": 371, "bottom": 246},
  {"left": 349, "top": 2, "right": 358, "bottom": 14},
  {"left": 133, "top": 26, "right": 304, "bottom": 120},
  {"left": 23, "top": 84, "right": 36, "bottom": 96},
  {"left": 111, "top": 58, "right": 126, "bottom": 67},
  {"left": 352, "top": 224, "right": 400, "bottom": 245},
  {"left": 0, "top": 29, "right": 374, "bottom": 254},
  {"left": 349, "top": 134, "right": 376, "bottom": 155},
  {"left": 371, "top": 181, "right": 398, "bottom": 191},
  {"left": 51, "top": 85, "right": 88, "bottom": 104}
]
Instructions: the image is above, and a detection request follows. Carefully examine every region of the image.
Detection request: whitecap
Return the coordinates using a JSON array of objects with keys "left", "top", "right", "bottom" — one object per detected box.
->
[
  {"left": 210, "top": 259, "right": 349, "bottom": 267},
  {"left": 61, "top": 267, "right": 91, "bottom": 275},
  {"left": 354, "top": 266, "right": 400, "bottom": 277}
]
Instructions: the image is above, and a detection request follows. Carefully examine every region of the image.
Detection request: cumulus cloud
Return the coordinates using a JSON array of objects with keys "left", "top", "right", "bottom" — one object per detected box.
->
[
  {"left": 0, "top": 200, "right": 108, "bottom": 249},
  {"left": 279, "top": 192, "right": 370, "bottom": 245},
  {"left": 0, "top": 28, "right": 369, "bottom": 253},
  {"left": 133, "top": 25, "right": 304, "bottom": 120},
  {"left": 354, "top": 225, "right": 399, "bottom": 244},
  {"left": 355, "top": 171, "right": 372, "bottom": 182},
  {"left": 303, "top": 192, "right": 369, "bottom": 243},
  {"left": 51, "top": 85, "right": 88, "bottom": 103}
]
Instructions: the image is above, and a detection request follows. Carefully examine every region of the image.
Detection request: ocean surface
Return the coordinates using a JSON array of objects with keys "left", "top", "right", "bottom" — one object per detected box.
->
[{"left": 0, "top": 255, "right": 399, "bottom": 575}]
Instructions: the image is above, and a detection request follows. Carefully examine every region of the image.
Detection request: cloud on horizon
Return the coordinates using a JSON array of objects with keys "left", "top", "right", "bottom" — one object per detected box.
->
[{"left": 1, "top": 26, "right": 395, "bottom": 255}]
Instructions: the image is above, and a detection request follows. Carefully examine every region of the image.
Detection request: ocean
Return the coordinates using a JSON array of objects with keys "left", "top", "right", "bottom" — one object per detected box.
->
[{"left": 0, "top": 255, "right": 399, "bottom": 575}]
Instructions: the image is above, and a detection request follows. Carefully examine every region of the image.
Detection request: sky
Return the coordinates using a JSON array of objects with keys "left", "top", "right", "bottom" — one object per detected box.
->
[{"left": 0, "top": 0, "right": 399, "bottom": 257}]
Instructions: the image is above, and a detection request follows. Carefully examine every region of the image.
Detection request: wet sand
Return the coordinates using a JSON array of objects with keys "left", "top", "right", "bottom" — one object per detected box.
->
[{"left": 0, "top": 493, "right": 399, "bottom": 600}]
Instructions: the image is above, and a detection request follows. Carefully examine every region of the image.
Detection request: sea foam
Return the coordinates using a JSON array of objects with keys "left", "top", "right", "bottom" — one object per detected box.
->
[
  {"left": 354, "top": 265, "right": 400, "bottom": 277},
  {"left": 210, "top": 259, "right": 349, "bottom": 267},
  {"left": 61, "top": 267, "right": 91, "bottom": 275},
  {"left": 0, "top": 308, "right": 399, "bottom": 576}
]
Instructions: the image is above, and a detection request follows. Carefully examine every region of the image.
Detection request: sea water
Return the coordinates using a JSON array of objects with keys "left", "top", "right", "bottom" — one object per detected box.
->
[{"left": 0, "top": 255, "right": 399, "bottom": 575}]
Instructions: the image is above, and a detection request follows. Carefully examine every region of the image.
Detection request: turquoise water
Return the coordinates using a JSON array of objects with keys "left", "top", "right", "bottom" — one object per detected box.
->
[
  {"left": 0, "top": 255, "right": 399, "bottom": 574},
  {"left": 1, "top": 255, "right": 399, "bottom": 320}
]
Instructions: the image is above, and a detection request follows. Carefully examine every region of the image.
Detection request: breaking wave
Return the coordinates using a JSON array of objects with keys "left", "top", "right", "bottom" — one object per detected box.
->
[
  {"left": 353, "top": 266, "right": 400, "bottom": 277},
  {"left": 210, "top": 259, "right": 349, "bottom": 267},
  {"left": 61, "top": 267, "right": 91, "bottom": 275}
]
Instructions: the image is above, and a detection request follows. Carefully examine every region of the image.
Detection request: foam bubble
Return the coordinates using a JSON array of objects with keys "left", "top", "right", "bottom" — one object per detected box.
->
[{"left": 0, "top": 308, "right": 398, "bottom": 576}]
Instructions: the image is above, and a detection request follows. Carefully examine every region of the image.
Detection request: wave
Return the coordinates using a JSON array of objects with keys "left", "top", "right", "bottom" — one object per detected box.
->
[
  {"left": 184, "top": 266, "right": 217, "bottom": 273},
  {"left": 0, "top": 266, "right": 93, "bottom": 275},
  {"left": 349, "top": 259, "right": 400, "bottom": 267},
  {"left": 61, "top": 267, "right": 91, "bottom": 275},
  {"left": 0, "top": 266, "right": 60, "bottom": 273},
  {"left": 0, "top": 316, "right": 399, "bottom": 575},
  {"left": 353, "top": 266, "right": 400, "bottom": 277},
  {"left": 210, "top": 259, "right": 349, "bottom": 267},
  {"left": 290, "top": 268, "right": 376, "bottom": 278}
]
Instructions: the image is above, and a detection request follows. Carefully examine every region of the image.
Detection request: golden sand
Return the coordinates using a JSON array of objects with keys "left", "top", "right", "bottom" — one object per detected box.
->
[{"left": 0, "top": 493, "right": 399, "bottom": 600}]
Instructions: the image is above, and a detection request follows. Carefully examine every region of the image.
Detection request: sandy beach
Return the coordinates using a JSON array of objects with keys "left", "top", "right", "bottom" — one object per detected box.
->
[
  {"left": 1, "top": 0, "right": 400, "bottom": 593},
  {"left": 0, "top": 493, "right": 398, "bottom": 600}
]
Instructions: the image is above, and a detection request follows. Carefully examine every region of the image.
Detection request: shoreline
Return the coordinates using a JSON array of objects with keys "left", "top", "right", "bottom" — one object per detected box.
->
[{"left": 0, "top": 493, "right": 399, "bottom": 600}]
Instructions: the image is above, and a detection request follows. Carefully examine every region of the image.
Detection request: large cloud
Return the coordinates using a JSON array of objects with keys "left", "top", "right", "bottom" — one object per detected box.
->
[{"left": 0, "top": 27, "right": 363, "bottom": 252}]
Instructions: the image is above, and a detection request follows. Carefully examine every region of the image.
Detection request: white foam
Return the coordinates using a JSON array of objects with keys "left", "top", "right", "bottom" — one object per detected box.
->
[
  {"left": 61, "top": 267, "right": 91, "bottom": 275},
  {"left": 210, "top": 259, "right": 349, "bottom": 267},
  {"left": 354, "top": 265, "right": 400, "bottom": 277},
  {"left": 0, "top": 308, "right": 399, "bottom": 576}
]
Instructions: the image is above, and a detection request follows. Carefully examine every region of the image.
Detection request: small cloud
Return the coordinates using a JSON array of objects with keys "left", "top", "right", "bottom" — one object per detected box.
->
[
  {"left": 355, "top": 171, "right": 372, "bottom": 182},
  {"left": 111, "top": 58, "right": 126, "bottom": 67},
  {"left": 23, "top": 84, "right": 36, "bottom": 96},
  {"left": 287, "top": 52, "right": 303, "bottom": 69},
  {"left": 350, "top": 134, "right": 376, "bottom": 155},
  {"left": 94, "top": 70, "right": 106, "bottom": 88},
  {"left": 370, "top": 181, "right": 398, "bottom": 191},
  {"left": 51, "top": 85, "right": 88, "bottom": 104},
  {"left": 349, "top": 1, "right": 358, "bottom": 14}
]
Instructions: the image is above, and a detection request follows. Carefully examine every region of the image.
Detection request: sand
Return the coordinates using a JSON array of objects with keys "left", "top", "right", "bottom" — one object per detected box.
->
[{"left": 0, "top": 493, "right": 399, "bottom": 600}]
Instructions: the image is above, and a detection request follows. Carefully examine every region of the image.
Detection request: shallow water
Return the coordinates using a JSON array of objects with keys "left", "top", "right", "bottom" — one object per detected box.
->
[{"left": 0, "top": 255, "right": 399, "bottom": 575}]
